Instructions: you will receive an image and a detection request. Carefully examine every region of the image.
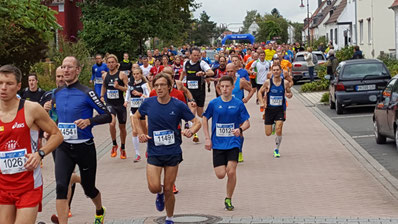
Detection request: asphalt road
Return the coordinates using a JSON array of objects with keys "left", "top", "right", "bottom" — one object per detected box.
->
[{"left": 293, "top": 84, "right": 398, "bottom": 180}]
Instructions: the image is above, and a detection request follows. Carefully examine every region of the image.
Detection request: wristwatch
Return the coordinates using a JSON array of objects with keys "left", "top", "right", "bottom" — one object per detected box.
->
[
  {"left": 188, "top": 99, "right": 195, "bottom": 102},
  {"left": 37, "top": 150, "right": 45, "bottom": 160}
]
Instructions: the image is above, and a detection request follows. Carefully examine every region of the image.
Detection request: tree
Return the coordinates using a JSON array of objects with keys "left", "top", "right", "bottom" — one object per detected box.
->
[
  {"left": 242, "top": 10, "right": 260, "bottom": 33},
  {"left": 79, "top": 0, "right": 198, "bottom": 57},
  {"left": 291, "top": 22, "right": 304, "bottom": 44},
  {"left": 188, "top": 11, "right": 217, "bottom": 46},
  {"left": 256, "top": 14, "right": 289, "bottom": 43},
  {"left": 0, "top": 0, "right": 59, "bottom": 83},
  {"left": 271, "top": 8, "right": 281, "bottom": 18}
]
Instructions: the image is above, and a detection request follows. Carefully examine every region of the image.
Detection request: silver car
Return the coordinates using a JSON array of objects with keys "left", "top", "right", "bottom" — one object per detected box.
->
[{"left": 292, "top": 51, "right": 326, "bottom": 84}]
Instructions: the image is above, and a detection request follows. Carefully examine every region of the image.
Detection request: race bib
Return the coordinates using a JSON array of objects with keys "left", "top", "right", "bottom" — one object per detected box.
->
[
  {"left": 0, "top": 149, "right": 27, "bottom": 175},
  {"left": 153, "top": 130, "right": 175, "bottom": 146},
  {"left": 58, "top": 123, "right": 78, "bottom": 140},
  {"left": 270, "top": 96, "right": 283, "bottom": 106},
  {"left": 216, "top": 123, "right": 234, "bottom": 137},
  {"left": 94, "top": 77, "right": 103, "bottom": 84},
  {"left": 131, "top": 98, "right": 144, "bottom": 108},
  {"left": 187, "top": 80, "right": 199, "bottom": 89},
  {"left": 107, "top": 89, "right": 119, "bottom": 99}
]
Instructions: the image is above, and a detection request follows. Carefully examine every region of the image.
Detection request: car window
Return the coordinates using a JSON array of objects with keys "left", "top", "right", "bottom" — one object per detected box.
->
[
  {"left": 315, "top": 54, "right": 325, "bottom": 60},
  {"left": 335, "top": 65, "right": 341, "bottom": 76},
  {"left": 392, "top": 79, "right": 398, "bottom": 103},
  {"left": 341, "top": 63, "right": 388, "bottom": 79},
  {"left": 295, "top": 55, "right": 305, "bottom": 62}
]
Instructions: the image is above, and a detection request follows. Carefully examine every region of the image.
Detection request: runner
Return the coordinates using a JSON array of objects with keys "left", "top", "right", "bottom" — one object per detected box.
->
[
  {"left": 149, "top": 59, "right": 164, "bottom": 88},
  {"left": 90, "top": 54, "right": 109, "bottom": 97},
  {"left": 180, "top": 47, "right": 214, "bottom": 143},
  {"left": 101, "top": 54, "right": 129, "bottom": 159},
  {"left": 251, "top": 51, "right": 271, "bottom": 105},
  {"left": 20, "top": 73, "right": 45, "bottom": 103},
  {"left": 0, "top": 64, "right": 63, "bottom": 224},
  {"left": 202, "top": 75, "right": 250, "bottom": 211},
  {"left": 140, "top": 56, "right": 152, "bottom": 79},
  {"left": 231, "top": 56, "right": 250, "bottom": 81},
  {"left": 133, "top": 73, "right": 201, "bottom": 224},
  {"left": 224, "top": 63, "right": 255, "bottom": 162},
  {"left": 54, "top": 56, "right": 112, "bottom": 224},
  {"left": 124, "top": 68, "right": 150, "bottom": 162},
  {"left": 147, "top": 50, "right": 155, "bottom": 65},
  {"left": 212, "top": 56, "right": 227, "bottom": 97},
  {"left": 119, "top": 53, "right": 132, "bottom": 78},
  {"left": 246, "top": 52, "right": 259, "bottom": 89},
  {"left": 40, "top": 67, "right": 81, "bottom": 222},
  {"left": 258, "top": 64, "right": 293, "bottom": 158}
]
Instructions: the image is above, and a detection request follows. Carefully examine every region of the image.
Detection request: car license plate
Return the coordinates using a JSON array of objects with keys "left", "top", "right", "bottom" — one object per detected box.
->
[{"left": 356, "top": 84, "right": 376, "bottom": 91}]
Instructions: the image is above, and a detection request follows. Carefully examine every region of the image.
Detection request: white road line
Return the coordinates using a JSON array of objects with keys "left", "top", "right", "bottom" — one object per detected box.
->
[
  {"left": 352, "top": 134, "right": 375, "bottom": 139},
  {"left": 331, "top": 114, "right": 373, "bottom": 119}
]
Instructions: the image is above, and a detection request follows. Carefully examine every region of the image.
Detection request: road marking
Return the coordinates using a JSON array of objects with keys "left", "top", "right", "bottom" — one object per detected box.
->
[
  {"left": 331, "top": 114, "right": 373, "bottom": 119},
  {"left": 352, "top": 134, "right": 375, "bottom": 139}
]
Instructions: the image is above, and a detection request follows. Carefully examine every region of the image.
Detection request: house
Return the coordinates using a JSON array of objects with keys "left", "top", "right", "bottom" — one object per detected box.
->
[
  {"left": 287, "top": 25, "right": 295, "bottom": 44},
  {"left": 248, "top": 22, "right": 259, "bottom": 36},
  {"left": 47, "top": 0, "right": 83, "bottom": 42},
  {"left": 357, "top": 0, "right": 395, "bottom": 58},
  {"left": 302, "top": 0, "right": 337, "bottom": 46},
  {"left": 324, "top": 0, "right": 357, "bottom": 50},
  {"left": 390, "top": 0, "right": 398, "bottom": 59}
]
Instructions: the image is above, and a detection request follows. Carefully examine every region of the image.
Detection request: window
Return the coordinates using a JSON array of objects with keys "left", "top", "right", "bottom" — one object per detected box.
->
[
  {"left": 330, "top": 29, "right": 333, "bottom": 44},
  {"left": 342, "top": 63, "right": 388, "bottom": 79},
  {"left": 367, "top": 18, "right": 372, "bottom": 44},
  {"left": 359, "top": 20, "right": 363, "bottom": 44},
  {"left": 335, "top": 28, "right": 338, "bottom": 45}
]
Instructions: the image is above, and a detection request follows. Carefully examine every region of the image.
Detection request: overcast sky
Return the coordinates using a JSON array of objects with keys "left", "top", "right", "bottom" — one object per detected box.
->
[{"left": 193, "top": 0, "right": 319, "bottom": 31}]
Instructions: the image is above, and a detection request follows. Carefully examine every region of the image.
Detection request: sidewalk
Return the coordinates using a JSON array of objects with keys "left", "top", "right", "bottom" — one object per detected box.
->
[{"left": 36, "top": 89, "right": 398, "bottom": 224}]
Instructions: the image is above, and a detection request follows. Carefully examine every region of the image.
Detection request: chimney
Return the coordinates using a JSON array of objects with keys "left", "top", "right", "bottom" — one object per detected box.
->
[{"left": 318, "top": 0, "right": 322, "bottom": 8}]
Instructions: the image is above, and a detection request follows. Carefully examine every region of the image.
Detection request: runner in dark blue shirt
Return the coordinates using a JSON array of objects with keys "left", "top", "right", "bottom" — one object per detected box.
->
[{"left": 133, "top": 73, "right": 201, "bottom": 224}]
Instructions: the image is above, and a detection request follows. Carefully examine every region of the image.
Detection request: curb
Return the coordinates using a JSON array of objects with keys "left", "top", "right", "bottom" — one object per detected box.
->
[{"left": 292, "top": 88, "right": 398, "bottom": 200}]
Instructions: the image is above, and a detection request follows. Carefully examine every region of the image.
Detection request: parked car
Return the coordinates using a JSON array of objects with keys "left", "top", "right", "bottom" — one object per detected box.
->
[
  {"left": 291, "top": 51, "right": 326, "bottom": 84},
  {"left": 327, "top": 59, "right": 391, "bottom": 114},
  {"left": 373, "top": 75, "right": 398, "bottom": 148}
]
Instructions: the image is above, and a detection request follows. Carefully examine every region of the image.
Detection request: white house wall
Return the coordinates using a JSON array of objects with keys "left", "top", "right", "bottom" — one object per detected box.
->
[
  {"left": 357, "top": 0, "right": 395, "bottom": 58},
  {"left": 338, "top": 0, "right": 357, "bottom": 45}
]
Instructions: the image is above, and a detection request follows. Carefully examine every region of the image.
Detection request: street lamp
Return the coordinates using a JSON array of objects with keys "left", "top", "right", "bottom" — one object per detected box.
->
[{"left": 300, "top": 0, "right": 311, "bottom": 46}]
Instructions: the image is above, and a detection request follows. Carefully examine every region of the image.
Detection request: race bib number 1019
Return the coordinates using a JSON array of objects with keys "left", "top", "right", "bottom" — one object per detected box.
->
[{"left": 0, "top": 149, "right": 27, "bottom": 175}]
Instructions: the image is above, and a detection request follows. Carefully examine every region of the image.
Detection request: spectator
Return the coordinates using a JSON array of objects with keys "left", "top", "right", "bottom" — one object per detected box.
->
[
  {"left": 326, "top": 50, "right": 339, "bottom": 76},
  {"left": 304, "top": 47, "right": 315, "bottom": 82},
  {"left": 352, "top": 46, "right": 364, "bottom": 59}
]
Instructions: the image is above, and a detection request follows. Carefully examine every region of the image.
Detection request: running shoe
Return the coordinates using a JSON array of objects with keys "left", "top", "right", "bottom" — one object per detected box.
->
[
  {"left": 184, "top": 122, "right": 189, "bottom": 129},
  {"left": 173, "top": 184, "right": 179, "bottom": 194},
  {"left": 68, "top": 210, "right": 72, "bottom": 218},
  {"left": 224, "top": 198, "right": 234, "bottom": 211},
  {"left": 271, "top": 124, "right": 276, "bottom": 135},
  {"left": 165, "top": 220, "right": 174, "bottom": 224},
  {"left": 134, "top": 154, "right": 141, "bottom": 163},
  {"left": 50, "top": 209, "right": 72, "bottom": 223},
  {"left": 120, "top": 149, "right": 127, "bottom": 159},
  {"left": 193, "top": 133, "right": 199, "bottom": 143},
  {"left": 238, "top": 152, "right": 244, "bottom": 163},
  {"left": 111, "top": 145, "right": 118, "bottom": 157},
  {"left": 94, "top": 206, "right": 106, "bottom": 224},
  {"left": 274, "top": 149, "right": 280, "bottom": 158},
  {"left": 156, "top": 192, "right": 165, "bottom": 211}
]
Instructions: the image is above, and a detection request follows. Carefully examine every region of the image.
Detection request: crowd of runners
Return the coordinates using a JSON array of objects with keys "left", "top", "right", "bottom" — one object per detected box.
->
[{"left": 0, "top": 41, "right": 303, "bottom": 224}]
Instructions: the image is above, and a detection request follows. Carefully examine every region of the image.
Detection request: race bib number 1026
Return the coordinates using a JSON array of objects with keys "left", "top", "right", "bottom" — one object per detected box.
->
[{"left": 0, "top": 149, "right": 27, "bottom": 175}]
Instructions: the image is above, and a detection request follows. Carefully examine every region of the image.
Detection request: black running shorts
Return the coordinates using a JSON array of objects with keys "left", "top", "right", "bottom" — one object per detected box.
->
[
  {"left": 147, "top": 154, "right": 183, "bottom": 167},
  {"left": 107, "top": 104, "right": 127, "bottom": 124},
  {"left": 264, "top": 107, "right": 285, "bottom": 125},
  {"left": 212, "top": 148, "right": 239, "bottom": 167}
]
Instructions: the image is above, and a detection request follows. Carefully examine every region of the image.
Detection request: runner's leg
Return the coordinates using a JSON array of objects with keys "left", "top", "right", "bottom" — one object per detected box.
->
[
  {"left": 14, "top": 206, "right": 39, "bottom": 224},
  {"left": 226, "top": 161, "right": 238, "bottom": 199},
  {"left": 164, "top": 165, "right": 179, "bottom": 218},
  {"left": 146, "top": 164, "right": 163, "bottom": 194},
  {"left": 0, "top": 204, "right": 16, "bottom": 224}
]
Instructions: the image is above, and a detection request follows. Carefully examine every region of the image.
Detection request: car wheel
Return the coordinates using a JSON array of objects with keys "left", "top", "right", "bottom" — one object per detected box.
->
[
  {"left": 329, "top": 93, "right": 335, "bottom": 109},
  {"left": 395, "top": 128, "right": 398, "bottom": 150},
  {"left": 374, "top": 119, "right": 386, "bottom": 144},
  {"left": 336, "top": 98, "right": 343, "bottom": 114}
]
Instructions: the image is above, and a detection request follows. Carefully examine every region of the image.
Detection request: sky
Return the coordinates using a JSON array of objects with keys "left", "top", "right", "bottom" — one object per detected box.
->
[{"left": 193, "top": 0, "right": 319, "bottom": 32}]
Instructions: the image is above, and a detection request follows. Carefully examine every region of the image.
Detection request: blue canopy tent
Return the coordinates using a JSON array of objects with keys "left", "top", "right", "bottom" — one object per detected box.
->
[{"left": 221, "top": 34, "right": 255, "bottom": 45}]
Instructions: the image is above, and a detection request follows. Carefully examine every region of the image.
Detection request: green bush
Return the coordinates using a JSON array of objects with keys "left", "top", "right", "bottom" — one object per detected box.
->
[
  {"left": 320, "top": 92, "right": 329, "bottom": 103},
  {"left": 378, "top": 55, "right": 398, "bottom": 77},
  {"left": 300, "top": 64, "right": 329, "bottom": 92},
  {"left": 335, "top": 46, "right": 355, "bottom": 61},
  {"left": 30, "top": 38, "right": 93, "bottom": 90}
]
